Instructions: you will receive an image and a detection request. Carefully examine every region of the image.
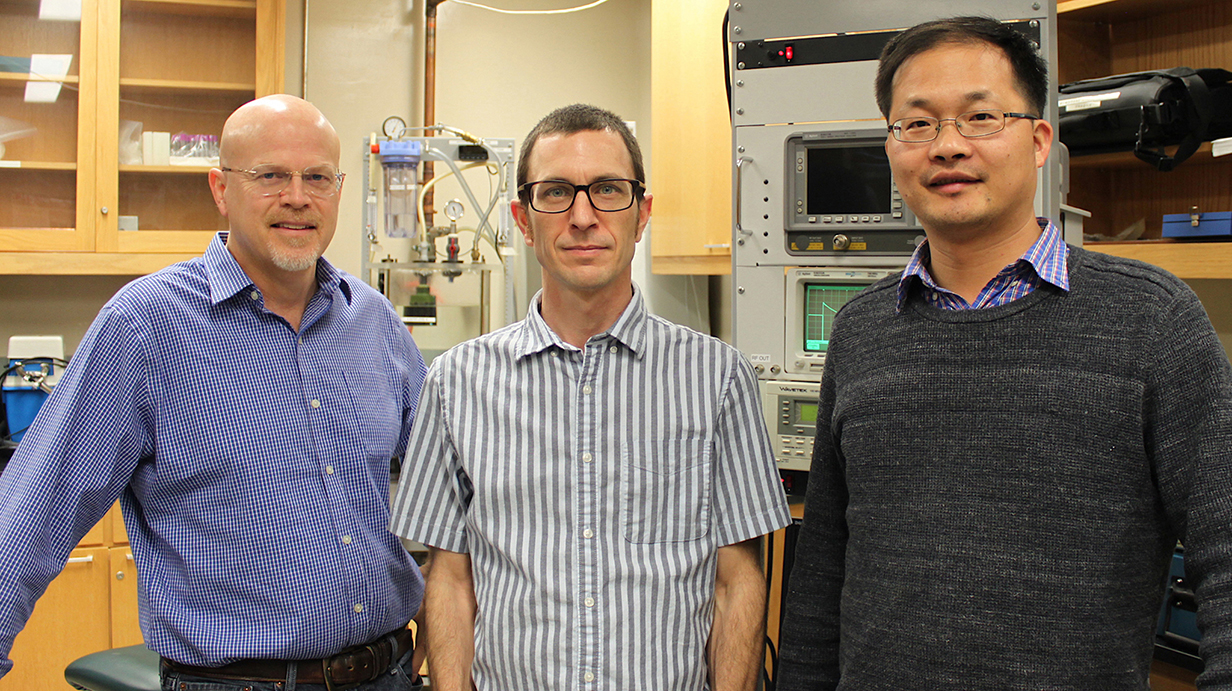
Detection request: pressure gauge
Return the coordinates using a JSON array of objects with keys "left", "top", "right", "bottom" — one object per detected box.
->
[
  {"left": 382, "top": 116, "right": 407, "bottom": 139},
  {"left": 444, "top": 199, "right": 465, "bottom": 222}
]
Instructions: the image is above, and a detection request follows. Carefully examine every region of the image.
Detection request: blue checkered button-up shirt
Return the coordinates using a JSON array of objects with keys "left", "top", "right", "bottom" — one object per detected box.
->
[
  {"left": 898, "top": 218, "right": 1070, "bottom": 311},
  {"left": 0, "top": 233, "right": 427, "bottom": 672}
]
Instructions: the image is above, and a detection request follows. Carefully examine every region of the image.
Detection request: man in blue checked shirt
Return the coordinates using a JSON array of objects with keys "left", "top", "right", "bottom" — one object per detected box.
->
[{"left": 0, "top": 95, "right": 428, "bottom": 690}]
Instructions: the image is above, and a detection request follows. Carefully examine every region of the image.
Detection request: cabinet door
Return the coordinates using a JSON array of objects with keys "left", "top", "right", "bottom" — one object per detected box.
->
[
  {"left": 0, "top": 0, "right": 99, "bottom": 252},
  {"left": 94, "top": 0, "right": 286, "bottom": 256},
  {"left": 650, "top": 0, "right": 733, "bottom": 275},
  {"left": 110, "top": 546, "right": 142, "bottom": 648},
  {"left": 0, "top": 546, "right": 111, "bottom": 691}
]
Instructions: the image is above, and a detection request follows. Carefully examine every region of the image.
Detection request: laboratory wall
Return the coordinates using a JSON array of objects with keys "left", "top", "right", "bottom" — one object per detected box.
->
[
  {"left": 0, "top": 0, "right": 711, "bottom": 358},
  {"left": 290, "top": 0, "right": 710, "bottom": 348}
]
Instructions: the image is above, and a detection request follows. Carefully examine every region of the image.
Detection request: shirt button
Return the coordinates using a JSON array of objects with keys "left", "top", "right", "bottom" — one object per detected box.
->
[
  {"left": 550, "top": 351, "right": 558, "bottom": 358},
  {"left": 584, "top": 597, "right": 595, "bottom": 607},
  {"left": 353, "top": 603, "right": 364, "bottom": 613},
  {"left": 341, "top": 535, "right": 352, "bottom": 545},
  {"left": 582, "top": 452, "right": 593, "bottom": 463},
  {"left": 583, "top": 528, "right": 594, "bottom": 539},
  {"left": 310, "top": 399, "right": 320, "bottom": 408},
  {"left": 249, "top": 291, "right": 259, "bottom": 300},
  {"left": 582, "top": 385, "right": 593, "bottom": 395},
  {"left": 584, "top": 672, "right": 595, "bottom": 682},
  {"left": 325, "top": 465, "right": 334, "bottom": 475},
  {"left": 609, "top": 346, "right": 617, "bottom": 354}
]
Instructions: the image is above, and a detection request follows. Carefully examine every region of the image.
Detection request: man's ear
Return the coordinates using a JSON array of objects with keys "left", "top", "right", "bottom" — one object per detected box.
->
[
  {"left": 511, "top": 199, "right": 534, "bottom": 247},
  {"left": 209, "top": 168, "right": 230, "bottom": 217}
]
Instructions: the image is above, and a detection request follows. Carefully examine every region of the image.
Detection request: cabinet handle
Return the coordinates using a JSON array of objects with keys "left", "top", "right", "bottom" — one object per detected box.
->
[
  {"left": 66, "top": 556, "right": 94, "bottom": 564},
  {"left": 735, "top": 156, "right": 753, "bottom": 238},
  {"left": 704, "top": 244, "right": 731, "bottom": 249}
]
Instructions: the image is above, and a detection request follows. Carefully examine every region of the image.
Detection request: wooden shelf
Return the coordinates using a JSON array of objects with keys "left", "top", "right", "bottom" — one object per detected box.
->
[
  {"left": 1058, "top": 0, "right": 1222, "bottom": 22},
  {"left": 119, "top": 77, "right": 254, "bottom": 95},
  {"left": 0, "top": 73, "right": 80, "bottom": 86},
  {"left": 1069, "top": 143, "right": 1226, "bottom": 169},
  {"left": 0, "top": 161, "right": 77, "bottom": 170},
  {"left": 119, "top": 164, "right": 212, "bottom": 173},
  {"left": 1085, "top": 240, "right": 1232, "bottom": 279},
  {"left": 0, "top": 251, "right": 201, "bottom": 275},
  {"left": 124, "top": 0, "right": 256, "bottom": 18}
]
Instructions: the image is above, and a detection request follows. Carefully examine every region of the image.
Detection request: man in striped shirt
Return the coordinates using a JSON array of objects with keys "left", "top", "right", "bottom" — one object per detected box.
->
[{"left": 391, "top": 103, "right": 790, "bottom": 691}]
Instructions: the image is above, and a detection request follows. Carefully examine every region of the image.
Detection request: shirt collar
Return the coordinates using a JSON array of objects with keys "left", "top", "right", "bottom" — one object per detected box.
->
[
  {"left": 896, "top": 218, "right": 1068, "bottom": 312},
  {"left": 516, "top": 283, "right": 649, "bottom": 359},
  {"left": 203, "top": 231, "right": 352, "bottom": 306}
]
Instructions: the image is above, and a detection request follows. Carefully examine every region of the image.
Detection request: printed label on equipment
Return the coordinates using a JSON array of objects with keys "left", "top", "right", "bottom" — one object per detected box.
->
[
  {"left": 748, "top": 353, "right": 772, "bottom": 363},
  {"left": 1059, "top": 91, "right": 1120, "bottom": 112}
]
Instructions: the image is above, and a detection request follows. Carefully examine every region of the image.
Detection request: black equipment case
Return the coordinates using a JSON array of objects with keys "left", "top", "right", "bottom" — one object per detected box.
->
[{"left": 1059, "top": 67, "right": 1232, "bottom": 171}]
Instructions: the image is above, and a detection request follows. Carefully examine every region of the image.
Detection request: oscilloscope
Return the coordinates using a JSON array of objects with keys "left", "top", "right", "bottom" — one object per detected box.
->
[{"left": 782, "top": 266, "right": 898, "bottom": 378}]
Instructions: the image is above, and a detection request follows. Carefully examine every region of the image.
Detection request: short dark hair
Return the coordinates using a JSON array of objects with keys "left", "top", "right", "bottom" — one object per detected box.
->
[
  {"left": 516, "top": 104, "right": 645, "bottom": 201},
  {"left": 874, "top": 16, "right": 1048, "bottom": 119}
]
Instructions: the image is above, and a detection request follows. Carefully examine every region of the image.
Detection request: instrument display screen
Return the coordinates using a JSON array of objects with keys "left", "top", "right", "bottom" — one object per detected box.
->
[
  {"left": 803, "top": 284, "right": 865, "bottom": 352},
  {"left": 805, "top": 145, "right": 892, "bottom": 216},
  {"left": 795, "top": 400, "right": 818, "bottom": 425}
]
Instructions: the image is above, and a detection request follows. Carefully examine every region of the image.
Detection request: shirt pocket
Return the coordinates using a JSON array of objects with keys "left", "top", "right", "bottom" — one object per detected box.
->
[
  {"left": 342, "top": 368, "right": 402, "bottom": 461},
  {"left": 621, "top": 437, "right": 712, "bottom": 544}
]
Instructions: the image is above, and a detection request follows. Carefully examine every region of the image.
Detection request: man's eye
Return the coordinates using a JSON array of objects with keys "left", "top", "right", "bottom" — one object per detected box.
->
[
  {"left": 256, "top": 171, "right": 284, "bottom": 181},
  {"left": 967, "top": 112, "right": 996, "bottom": 122},
  {"left": 305, "top": 173, "right": 330, "bottom": 183},
  {"left": 540, "top": 185, "right": 571, "bottom": 198},
  {"left": 903, "top": 119, "right": 933, "bottom": 131},
  {"left": 594, "top": 183, "right": 620, "bottom": 196}
]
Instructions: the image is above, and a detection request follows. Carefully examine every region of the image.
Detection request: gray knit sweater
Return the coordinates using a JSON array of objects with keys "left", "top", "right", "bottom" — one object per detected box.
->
[{"left": 777, "top": 247, "right": 1232, "bottom": 690}]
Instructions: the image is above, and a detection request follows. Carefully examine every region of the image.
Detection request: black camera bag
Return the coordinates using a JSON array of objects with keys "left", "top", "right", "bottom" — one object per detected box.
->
[{"left": 1059, "top": 67, "right": 1232, "bottom": 171}]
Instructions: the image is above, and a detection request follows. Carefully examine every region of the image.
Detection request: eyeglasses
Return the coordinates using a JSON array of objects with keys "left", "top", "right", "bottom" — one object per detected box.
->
[
  {"left": 518, "top": 179, "right": 644, "bottom": 214},
  {"left": 888, "top": 110, "right": 1040, "bottom": 143},
  {"left": 220, "top": 165, "right": 345, "bottom": 198}
]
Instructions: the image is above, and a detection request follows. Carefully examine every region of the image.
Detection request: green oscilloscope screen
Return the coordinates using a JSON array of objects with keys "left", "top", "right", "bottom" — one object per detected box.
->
[{"left": 803, "top": 284, "right": 865, "bottom": 352}]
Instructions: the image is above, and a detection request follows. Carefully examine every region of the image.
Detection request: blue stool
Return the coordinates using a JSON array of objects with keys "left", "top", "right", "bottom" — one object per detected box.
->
[{"left": 65, "top": 645, "right": 160, "bottom": 691}]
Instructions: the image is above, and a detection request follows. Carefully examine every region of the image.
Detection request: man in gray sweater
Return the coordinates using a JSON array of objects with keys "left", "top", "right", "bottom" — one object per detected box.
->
[{"left": 777, "top": 16, "right": 1232, "bottom": 690}]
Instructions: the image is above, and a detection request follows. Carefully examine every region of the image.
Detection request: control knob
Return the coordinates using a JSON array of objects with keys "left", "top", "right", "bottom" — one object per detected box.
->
[{"left": 832, "top": 234, "right": 850, "bottom": 250}]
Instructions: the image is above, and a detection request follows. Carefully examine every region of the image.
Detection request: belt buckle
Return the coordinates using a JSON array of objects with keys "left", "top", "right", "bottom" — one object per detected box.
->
[{"left": 322, "top": 643, "right": 383, "bottom": 691}]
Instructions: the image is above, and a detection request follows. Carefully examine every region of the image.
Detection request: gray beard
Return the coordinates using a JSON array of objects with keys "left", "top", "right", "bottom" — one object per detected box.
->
[{"left": 270, "top": 245, "right": 319, "bottom": 273}]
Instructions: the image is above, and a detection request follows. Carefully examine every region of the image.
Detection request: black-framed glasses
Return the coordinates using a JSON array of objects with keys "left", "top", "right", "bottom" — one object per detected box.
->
[
  {"left": 518, "top": 179, "right": 644, "bottom": 214},
  {"left": 220, "top": 165, "right": 345, "bottom": 198},
  {"left": 888, "top": 110, "right": 1040, "bottom": 143}
]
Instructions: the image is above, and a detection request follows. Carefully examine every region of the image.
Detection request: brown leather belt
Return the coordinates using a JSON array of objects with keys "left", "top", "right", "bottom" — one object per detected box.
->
[{"left": 162, "top": 626, "right": 413, "bottom": 690}]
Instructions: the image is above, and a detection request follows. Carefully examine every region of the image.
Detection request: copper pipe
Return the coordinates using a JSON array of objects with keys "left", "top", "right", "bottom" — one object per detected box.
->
[{"left": 422, "top": 0, "right": 446, "bottom": 229}]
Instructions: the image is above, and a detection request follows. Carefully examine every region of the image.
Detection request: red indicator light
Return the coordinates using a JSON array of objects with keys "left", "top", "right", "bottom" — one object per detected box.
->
[{"left": 786, "top": 45, "right": 794, "bottom": 60}]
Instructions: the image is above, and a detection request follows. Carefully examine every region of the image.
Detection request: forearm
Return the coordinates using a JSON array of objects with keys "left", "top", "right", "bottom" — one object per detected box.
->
[
  {"left": 709, "top": 539, "right": 768, "bottom": 691},
  {"left": 423, "top": 548, "right": 477, "bottom": 691}
]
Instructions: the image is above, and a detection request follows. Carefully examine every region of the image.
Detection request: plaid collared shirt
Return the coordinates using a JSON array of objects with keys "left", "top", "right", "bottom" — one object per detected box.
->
[
  {"left": 897, "top": 218, "right": 1070, "bottom": 312},
  {"left": 0, "top": 233, "right": 427, "bottom": 671}
]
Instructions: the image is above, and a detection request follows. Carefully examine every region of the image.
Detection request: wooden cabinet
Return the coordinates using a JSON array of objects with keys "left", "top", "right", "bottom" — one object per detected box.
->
[
  {"left": 0, "top": 0, "right": 285, "bottom": 275},
  {"left": 0, "top": 505, "right": 138, "bottom": 691},
  {"left": 650, "top": 0, "right": 733, "bottom": 275},
  {"left": 1058, "top": 0, "right": 1232, "bottom": 278}
]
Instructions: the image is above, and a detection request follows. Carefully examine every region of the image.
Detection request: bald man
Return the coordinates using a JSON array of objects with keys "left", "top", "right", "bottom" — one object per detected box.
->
[{"left": 0, "top": 95, "right": 428, "bottom": 690}]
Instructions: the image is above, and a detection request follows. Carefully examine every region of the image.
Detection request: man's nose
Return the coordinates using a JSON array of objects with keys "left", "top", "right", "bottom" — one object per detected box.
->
[{"left": 929, "top": 120, "right": 971, "bottom": 159}]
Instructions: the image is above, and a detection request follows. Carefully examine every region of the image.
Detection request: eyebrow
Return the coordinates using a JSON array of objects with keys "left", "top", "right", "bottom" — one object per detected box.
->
[
  {"left": 901, "top": 90, "right": 993, "bottom": 112},
  {"left": 538, "top": 174, "right": 631, "bottom": 184}
]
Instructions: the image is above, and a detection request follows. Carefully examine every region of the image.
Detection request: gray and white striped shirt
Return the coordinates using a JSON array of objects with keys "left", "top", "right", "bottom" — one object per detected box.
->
[{"left": 391, "top": 285, "right": 790, "bottom": 691}]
